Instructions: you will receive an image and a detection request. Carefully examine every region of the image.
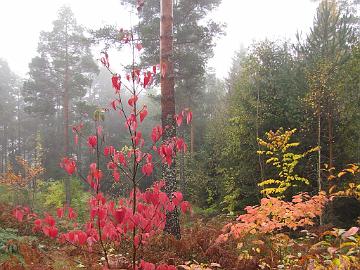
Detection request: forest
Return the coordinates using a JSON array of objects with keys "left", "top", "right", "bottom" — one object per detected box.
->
[{"left": 0, "top": 0, "right": 359, "bottom": 269}]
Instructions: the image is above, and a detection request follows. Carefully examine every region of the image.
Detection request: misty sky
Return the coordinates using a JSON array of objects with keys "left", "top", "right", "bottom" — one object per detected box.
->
[{"left": 0, "top": 0, "right": 317, "bottom": 79}]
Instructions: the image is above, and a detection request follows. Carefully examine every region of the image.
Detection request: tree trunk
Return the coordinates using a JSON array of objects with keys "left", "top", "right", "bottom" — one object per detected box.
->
[
  {"left": 256, "top": 83, "right": 264, "bottom": 198},
  {"left": 64, "top": 22, "right": 71, "bottom": 206},
  {"left": 317, "top": 111, "right": 322, "bottom": 192},
  {"left": 4, "top": 125, "right": 8, "bottom": 173},
  {"left": 78, "top": 135, "right": 82, "bottom": 176},
  {"left": 328, "top": 112, "right": 334, "bottom": 173},
  {"left": 317, "top": 109, "right": 323, "bottom": 226},
  {"left": 17, "top": 88, "right": 22, "bottom": 156},
  {"left": 190, "top": 122, "right": 194, "bottom": 156},
  {"left": 160, "top": 0, "right": 181, "bottom": 239},
  {"left": 179, "top": 128, "right": 185, "bottom": 190},
  {"left": 0, "top": 126, "right": 3, "bottom": 174}
]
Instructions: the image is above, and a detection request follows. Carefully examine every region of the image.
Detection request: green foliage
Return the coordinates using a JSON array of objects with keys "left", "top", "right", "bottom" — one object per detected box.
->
[
  {"left": 297, "top": 0, "right": 359, "bottom": 182},
  {"left": 0, "top": 185, "right": 13, "bottom": 204},
  {"left": 0, "top": 228, "right": 36, "bottom": 264},
  {"left": 1, "top": 177, "right": 90, "bottom": 222},
  {"left": 199, "top": 41, "right": 306, "bottom": 212},
  {"left": 336, "top": 44, "right": 360, "bottom": 163},
  {"left": 257, "top": 128, "right": 317, "bottom": 197},
  {"left": 0, "top": 184, "right": 33, "bottom": 207},
  {"left": 36, "top": 179, "right": 90, "bottom": 221},
  {"left": 0, "top": 228, "right": 20, "bottom": 251}
]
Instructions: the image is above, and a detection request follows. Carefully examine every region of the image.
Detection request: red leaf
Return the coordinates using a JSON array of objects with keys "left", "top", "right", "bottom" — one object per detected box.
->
[
  {"left": 90, "top": 163, "right": 97, "bottom": 173},
  {"left": 146, "top": 153, "right": 152, "bottom": 163},
  {"left": 174, "top": 114, "right": 183, "bottom": 127},
  {"left": 56, "top": 208, "right": 64, "bottom": 219},
  {"left": 77, "top": 231, "right": 87, "bottom": 245},
  {"left": 133, "top": 69, "right": 141, "bottom": 78},
  {"left": 134, "top": 131, "right": 143, "bottom": 146},
  {"left": 128, "top": 95, "right": 138, "bottom": 107},
  {"left": 14, "top": 209, "right": 24, "bottom": 222},
  {"left": 172, "top": 192, "right": 183, "bottom": 206},
  {"left": 87, "top": 135, "right": 97, "bottom": 148},
  {"left": 33, "top": 219, "right": 42, "bottom": 232},
  {"left": 151, "top": 125, "right": 163, "bottom": 143},
  {"left": 45, "top": 226, "right": 58, "bottom": 239},
  {"left": 114, "top": 208, "right": 126, "bottom": 224},
  {"left": 140, "top": 106, "right": 148, "bottom": 122},
  {"left": 180, "top": 201, "right": 190, "bottom": 213},
  {"left": 93, "top": 169, "right": 103, "bottom": 182},
  {"left": 60, "top": 157, "right": 76, "bottom": 175},
  {"left": 140, "top": 260, "right": 155, "bottom": 270},
  {"left": 144, "top": 74, "right": 150, "bottom": 88},
  {"left": 113, "top": 169, "right": 120, "bottom": 182},
  {"left": 186, "top": 111, "right": 193, "bottom": 124},
  {"left": 114, "top": 151, "right": 126, "bottom": 166},
  {"left": 44, "top": 214, "right": 56, "bottom": 227},
  {"left": 104, "top": 146, "right": 115, "bottom": 156},
  {"left": 126, "top": 113, "right": 138, "bottom": 131},
  {"left": 157, "top": 264, "right": 177, "bottom": 270},
  {"left": 68, "top": 207, "right": 77, "bottom": 220},
  {"left": 175, "top": 138, "right": 186, "bottom": 152},
  {"left": 141, "top": 162, "right": 153, "bottom": 176},
  {"left": 152, "top": 65, "right": 157, "bottom": 74},
  {"left": 111, "top": 100, "right": 118, "bottom": 110},
  {"left": 111, "top": 75, "right": 121, "bottom": 93},
  {"left": 135, "top": 43, "right": 143, "bottom": 51}
]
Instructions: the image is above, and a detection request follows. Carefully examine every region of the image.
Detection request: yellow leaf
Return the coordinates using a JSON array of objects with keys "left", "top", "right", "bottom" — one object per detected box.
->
[
  {"left": 329, "top": 185, "right": 337, "bottom": 194},
  {"left": 337, "top": 171, "right": 347, "bottom": 178}
]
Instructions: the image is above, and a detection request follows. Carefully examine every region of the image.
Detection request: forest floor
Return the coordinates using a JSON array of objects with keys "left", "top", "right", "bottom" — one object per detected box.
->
[
  {"left": 0, "top": 203, "right": 226, "bottom": 270},
  {"left": 1, "top": 202, "right": 359, "bottom": 270}
]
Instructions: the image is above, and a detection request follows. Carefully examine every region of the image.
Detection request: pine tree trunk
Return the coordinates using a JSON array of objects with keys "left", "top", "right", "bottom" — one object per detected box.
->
[
  {"left": 190, "top": 122, "right": 194, "bottom": 156},
  {"left": 78, "top": 136, "right": 82, "bottom": 176},
  {"left": 179, "top": 128, "right": 185, "bottom": 190},
  {"left": 64, "top": 22, "right": 71, "bottom": 206},
  {"left": 317, "top": 111, "right": 322, "bottom": 192},
  {"left": 317, "top": 109, "right": 323, "bottom": 226},
  {"left": 160, "top": 0, "right": 181, "bottom": 239},
  {"left": 4, "top": 125, "right": 8, "bottom": 173},
  {"left": 17, "top": 95, "right": 21, "bottom": 156},
  {"left": 0, "top": 126, "right": 3, "bottom": 173},
  {"left": 328, "top": 112, "right": 334, "bottom": 173}
]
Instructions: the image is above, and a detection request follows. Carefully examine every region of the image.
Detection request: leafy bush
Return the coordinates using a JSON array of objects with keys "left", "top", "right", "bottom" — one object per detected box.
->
[
  {"left": 36, "top": 178, "right": 90, "bottom": 221},
  {"left": 0, "top": 227, "right": 37, "bottom": 266},
  {"left": 257, "top": 128, "right": 317, "bottom": 197},
  {"left": 306, "top": 227, "right": 360, "bottom": 270},
  {"left": 217, "top": 192, "right": 327, "bottom": 243}
]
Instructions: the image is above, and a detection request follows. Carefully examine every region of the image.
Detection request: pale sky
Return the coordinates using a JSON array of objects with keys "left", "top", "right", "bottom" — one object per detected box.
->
[{"left": 0, "top": 0, "right": 317, "bottom": 79}]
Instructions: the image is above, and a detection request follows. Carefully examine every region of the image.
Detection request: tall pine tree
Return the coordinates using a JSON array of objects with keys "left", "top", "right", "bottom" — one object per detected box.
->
[{"left": 22, "top": 6, "right": 98, "bottom": 205}]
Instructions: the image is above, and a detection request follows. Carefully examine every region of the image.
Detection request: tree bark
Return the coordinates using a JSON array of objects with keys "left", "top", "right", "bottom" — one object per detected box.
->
[
  {"left": 317, "top": 111, "right": 322, "bottom": 192},
  {"left": 328, "top": 112, "right": 334, "bottom": 173},
  {"left": 17, "top": 90, "right": 22, "bottom": 156},
  {"left": 0, "top": 129, "right": 2, "bottom": 174},
  {"left": 317, "top": 109, "right": 323, "bottom": 226},
  {"left": 64, "top": 21, "right": 71, "bottom": 206},
  {"left": 179, "top": 128, "right": 185, "bottom": 190},
  {"left": 190, "top": 122, "right": 194, "bottom": 156},
  {"left": 160, "top": 0, "right": 181, "bottom": 239},
  {"left": 4, "top": 125, "right": 8, "bottom": 173}
]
